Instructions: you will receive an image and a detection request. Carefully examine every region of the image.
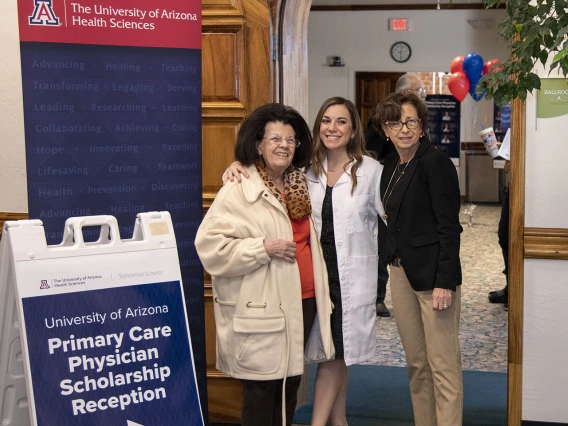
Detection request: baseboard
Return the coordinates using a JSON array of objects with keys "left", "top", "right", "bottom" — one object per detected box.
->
[
  {"left": 522, "top": 421, "right": 568, "bottom": 425},
  {"left": 0, "top": 212, "right": 28, "bottom": 238}
]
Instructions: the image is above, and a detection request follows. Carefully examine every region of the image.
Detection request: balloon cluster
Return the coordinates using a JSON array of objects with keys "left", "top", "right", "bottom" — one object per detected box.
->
[{"left": 448, "top": 54, "right": 501, "bottom": 102}]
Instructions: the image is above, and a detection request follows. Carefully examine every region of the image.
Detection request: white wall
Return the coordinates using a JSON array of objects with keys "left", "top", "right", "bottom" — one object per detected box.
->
[
  {"left": 522, "top": 64, "right": 568, "bottom": 423},
  {"left": 0, "top": 0, "right": 27, "bottom": 213},
  {"left": 308, "top": 9, "right": 509, "bottom": 195}
]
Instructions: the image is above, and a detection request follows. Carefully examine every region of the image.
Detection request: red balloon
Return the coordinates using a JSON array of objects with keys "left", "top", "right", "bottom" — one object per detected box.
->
[
  {"left": 450, "top": 56, "right": 465, "bottom": 74},
  {"left": 448, "top": 72, "right": 470, "bottom": 102},
  {"left": 483, "top": 59, "right": 502, "bottom": 74}
]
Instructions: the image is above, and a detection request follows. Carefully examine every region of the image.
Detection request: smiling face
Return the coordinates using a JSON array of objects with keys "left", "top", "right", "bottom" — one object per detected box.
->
[
  {"left": 257, "top": 121, "right": 296, "bottom": 176},
  {"left": 382, "top": 103, "right": 422, "bottom": 154},
  {"left": 319, "top": 104, "right": 355, "bottom": 152}
]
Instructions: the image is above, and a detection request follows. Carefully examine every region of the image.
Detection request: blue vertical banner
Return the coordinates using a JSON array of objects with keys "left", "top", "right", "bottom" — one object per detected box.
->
[{"left": 17, "top": 0, "right": 207, "bottom": 418}]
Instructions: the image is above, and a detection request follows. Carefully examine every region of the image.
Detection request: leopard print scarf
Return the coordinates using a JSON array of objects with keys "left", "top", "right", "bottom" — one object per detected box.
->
[{"left": 255, "top": 162, "right": 312, "bottom": 220}]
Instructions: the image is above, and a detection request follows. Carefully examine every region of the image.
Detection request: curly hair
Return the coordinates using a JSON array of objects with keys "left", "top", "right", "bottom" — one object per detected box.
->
[
  {"left": 308, "top": 97, "right": 369, "bottom": 194},
  {"left": 235, "top": 103, "right": 312, "bottom": 168}
]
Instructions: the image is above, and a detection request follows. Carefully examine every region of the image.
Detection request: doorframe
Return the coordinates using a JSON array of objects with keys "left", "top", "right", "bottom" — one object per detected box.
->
[{"left": 274, "top": 3, "right": 525, "bottom": 424}]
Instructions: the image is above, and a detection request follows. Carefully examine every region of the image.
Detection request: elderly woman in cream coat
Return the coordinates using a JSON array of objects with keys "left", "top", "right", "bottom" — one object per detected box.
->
[{"left": 195, "top": 103, "right": 334, "bottom": 426}]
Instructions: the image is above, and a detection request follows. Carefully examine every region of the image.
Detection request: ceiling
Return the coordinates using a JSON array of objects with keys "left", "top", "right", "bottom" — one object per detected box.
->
[{"left": 311, "top": 0, "right": 485, "bottom": 5}]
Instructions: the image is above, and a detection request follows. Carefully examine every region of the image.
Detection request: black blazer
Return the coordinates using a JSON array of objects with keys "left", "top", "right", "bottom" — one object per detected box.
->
[{"left": 380, "top": 139, "right": 462, "bottom": 291}]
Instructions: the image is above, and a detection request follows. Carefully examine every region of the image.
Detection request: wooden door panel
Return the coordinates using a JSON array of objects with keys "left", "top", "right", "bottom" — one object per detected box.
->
[
  {"left": 360, "top": 79, "right": 376, "bottom": 105},
  {"left": 202, "top": 31, "right": 245, "bottom": 103},
  {"left": 355, "top": 72, "right": 404, "bottom": 132},
  {"left": 202, "top": 0, "right": 271, "bottom": 422},
  {"left": 202, "top": 118, "right": 242, "bottom": 198}
]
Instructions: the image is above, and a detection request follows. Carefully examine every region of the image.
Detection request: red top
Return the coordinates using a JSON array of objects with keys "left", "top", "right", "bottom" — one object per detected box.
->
[{"left": 290, "top": 216, "right": 315, "bottom": 299}]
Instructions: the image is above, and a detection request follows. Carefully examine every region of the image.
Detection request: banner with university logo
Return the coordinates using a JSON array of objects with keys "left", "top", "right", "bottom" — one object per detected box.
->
[{"left": 16, "top": 0, "right": 207, "bottom": 419}]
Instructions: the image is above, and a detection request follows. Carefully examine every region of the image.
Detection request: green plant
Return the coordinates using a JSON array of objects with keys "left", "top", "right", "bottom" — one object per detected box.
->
[{"left": 479, "top": 0, "right": 568, "bottom": 106}]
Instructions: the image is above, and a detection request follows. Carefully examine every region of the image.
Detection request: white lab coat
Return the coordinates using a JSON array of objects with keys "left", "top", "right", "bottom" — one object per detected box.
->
[{"left": 306, "top": 156, "right": 385, "bottom": 365}]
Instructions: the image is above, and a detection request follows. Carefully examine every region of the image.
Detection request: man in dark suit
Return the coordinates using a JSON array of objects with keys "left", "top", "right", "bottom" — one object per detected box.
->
[{"left": 367, "top": 73, "right": 427, "bottom": 317}]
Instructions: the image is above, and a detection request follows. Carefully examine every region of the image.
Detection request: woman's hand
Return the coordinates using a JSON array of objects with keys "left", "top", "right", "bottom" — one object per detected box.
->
[
  {"left": 432, "top": 288, "right": 452, "bottom": 311},
  {"left": 223, "top": 161, "right": 249, "bottom": 184},
  {"left": 264, "top": 239, "right": 297, "bottom": 263}
]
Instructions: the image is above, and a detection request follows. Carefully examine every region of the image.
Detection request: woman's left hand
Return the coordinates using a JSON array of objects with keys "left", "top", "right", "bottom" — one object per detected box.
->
[{"left": 432, "top": 288, "right": 452, "bottom": 311}]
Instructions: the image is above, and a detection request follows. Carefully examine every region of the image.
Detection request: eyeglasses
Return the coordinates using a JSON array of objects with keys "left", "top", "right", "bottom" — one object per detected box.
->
[
  {"left": 385, "top": 119, "right": 421, "bottom": 131},
  {"left": 263, "top": 136, "right": 301, "bottom": 147}
]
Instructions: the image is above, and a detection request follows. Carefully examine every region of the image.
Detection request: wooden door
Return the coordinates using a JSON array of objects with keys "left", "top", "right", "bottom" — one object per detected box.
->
[
  {"left": 202, "top": 0, "right": 271, "bottom": 423},
  {"left": 355, "top": 72, "right": 404, "bottom": 131}
]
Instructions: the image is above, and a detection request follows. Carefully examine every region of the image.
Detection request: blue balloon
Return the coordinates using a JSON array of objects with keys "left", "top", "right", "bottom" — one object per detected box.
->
[
  {"left": 469, "top": 85, "right": 486, "bottom": 101},
  {"left": 462, "top": 52, "right": 484, "bottom": 86}
]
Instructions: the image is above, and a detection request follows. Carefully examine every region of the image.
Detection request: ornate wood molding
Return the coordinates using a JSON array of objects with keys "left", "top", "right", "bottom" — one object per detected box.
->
[
  {"left": 524, "top": 228, "right": 568, "bottom": 260},
  {"left": 508, "top": 97, "right": 525, "bottom": 426},
  {"left": 311, "top": 4, "right": 505, "bottom": 11},
  {"left": 0, "top": 212, "right": 28, "bottom": 238}
]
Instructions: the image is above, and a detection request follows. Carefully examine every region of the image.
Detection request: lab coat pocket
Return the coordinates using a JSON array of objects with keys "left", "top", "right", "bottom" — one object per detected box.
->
[
  {"left": 346, "top": 195, "right": 370, "bottom": 234},
  {"left": 348, "top": 255, "right": 378, "bottom": 307},
  {"left": 233, "top": 314, "right": 286, "bottom": 375}
]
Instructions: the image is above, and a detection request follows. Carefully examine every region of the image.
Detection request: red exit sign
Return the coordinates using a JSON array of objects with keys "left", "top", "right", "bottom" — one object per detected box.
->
[{"left": 389, "top": 18, "right": 409, "bottom": 31}]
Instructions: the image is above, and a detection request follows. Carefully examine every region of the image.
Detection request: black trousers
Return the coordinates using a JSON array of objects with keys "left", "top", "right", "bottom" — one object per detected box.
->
[
  {"left": 377, "top": 218, "right": 388, "bottom": 303},
  {"left": 498, "top": 188, "right": 510, "bottom": 292},
  {"left": 377, "top": 260, "right": 388, "bottom": 303},
  {"left": 240, "top": 297, "right": 316, "bottom": 426},
  {"left": 241, "top": 375, "right": 302, "bottom": 426}
]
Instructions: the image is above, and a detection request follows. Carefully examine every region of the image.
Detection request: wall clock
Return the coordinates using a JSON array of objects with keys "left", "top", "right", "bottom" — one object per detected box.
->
[{"left": 390, "top": 41, "right": 411, "bottom": 63}]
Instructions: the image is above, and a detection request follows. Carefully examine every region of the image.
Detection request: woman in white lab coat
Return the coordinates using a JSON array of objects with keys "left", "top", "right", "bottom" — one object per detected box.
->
[{"left": 306, "top": 97, "right": 384, "bottom": 426}]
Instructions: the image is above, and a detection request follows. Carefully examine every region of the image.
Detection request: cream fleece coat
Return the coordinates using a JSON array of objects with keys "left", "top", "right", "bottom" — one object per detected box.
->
[{"left": 195, "top": 166, "right": 334, "bottom": 381}]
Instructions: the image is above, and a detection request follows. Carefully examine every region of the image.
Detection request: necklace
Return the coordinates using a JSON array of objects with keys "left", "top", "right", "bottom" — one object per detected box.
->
[
  {"left": 381, "top": 159, "right": 413, "bottom": 220},
  {"left": 396, "top": 161, "right": 408, "bottom": 174}
]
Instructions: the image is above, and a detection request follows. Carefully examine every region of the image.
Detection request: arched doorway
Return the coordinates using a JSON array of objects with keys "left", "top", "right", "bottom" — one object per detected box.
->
[{"left": 273, "top": 2, "right": 525, "bottom": 425}]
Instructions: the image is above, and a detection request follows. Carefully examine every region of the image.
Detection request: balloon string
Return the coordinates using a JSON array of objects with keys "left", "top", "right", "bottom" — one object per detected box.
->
[{"left": 473, "top": 103, "right": 478, "bottom": 132}]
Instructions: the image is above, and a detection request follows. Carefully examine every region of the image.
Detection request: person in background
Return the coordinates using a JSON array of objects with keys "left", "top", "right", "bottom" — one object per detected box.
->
[
  {"left": 488, "top": 164, "right": 510, "bottom": 310},
  {"left": 195, "top": 103, "right": 334, "bottom": 426},
  {"left": 442, "top": 111, "right": 451, "bottom": 121},
  {"left": 375, "top": 92, "right": 463, "bottom": 426},
  {"left": 225, "top": 98, "right": 385, "bottom": 426},
  {"left": 366, "top": 72, "right": 428, "bottom": 317}
]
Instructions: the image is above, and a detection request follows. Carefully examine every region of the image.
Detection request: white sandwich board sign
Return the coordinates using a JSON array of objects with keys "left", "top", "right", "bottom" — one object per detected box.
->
[{"left": 0, "top": 212, "right": 204, "bottom": 426}]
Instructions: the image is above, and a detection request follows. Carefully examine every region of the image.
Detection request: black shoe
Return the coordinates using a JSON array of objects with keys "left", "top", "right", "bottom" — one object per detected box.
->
[
  {"left": 376, "top": 302, "right": 391, "bottom": 317},
  {"left": 488, "top": 288, "right": 507, "bottom": 304}
]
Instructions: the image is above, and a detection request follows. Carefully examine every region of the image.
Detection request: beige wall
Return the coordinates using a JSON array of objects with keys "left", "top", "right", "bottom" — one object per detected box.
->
[
  {"left": 522, "top": 63, "right": 568, "bottom": 423},
  {"left": 307, "top": 9, "right": 508, "bottom": 196},
  {"left": 0, "top": 0, "right": 27, "bottom": 213}
]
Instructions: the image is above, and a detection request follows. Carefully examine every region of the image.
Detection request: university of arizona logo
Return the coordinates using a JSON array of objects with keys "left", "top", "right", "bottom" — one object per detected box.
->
[
  {"left": 40, "top": 280, "right": 50, "bottom": 290},
  {"left": 29, "top": 0, "right": 60, "bottom": 26}
]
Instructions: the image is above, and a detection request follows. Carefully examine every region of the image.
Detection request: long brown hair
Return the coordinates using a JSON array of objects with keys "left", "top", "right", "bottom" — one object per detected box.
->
[{"left": 308, "top": 97, "right": 369, "bottom": 195}]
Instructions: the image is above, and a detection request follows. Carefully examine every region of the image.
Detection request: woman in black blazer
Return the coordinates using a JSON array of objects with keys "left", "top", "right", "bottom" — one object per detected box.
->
[{"left": 374, "top": 93, "right": 463, "bottom": 426}]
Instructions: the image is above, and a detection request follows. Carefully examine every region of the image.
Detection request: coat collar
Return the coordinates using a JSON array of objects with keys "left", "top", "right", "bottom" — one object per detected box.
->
[
  {"left": 307, "top": 156, "right": 361, "bottom": 186},
  {"left": 241, "top": 165, "right": 288, "bottom": 215}
]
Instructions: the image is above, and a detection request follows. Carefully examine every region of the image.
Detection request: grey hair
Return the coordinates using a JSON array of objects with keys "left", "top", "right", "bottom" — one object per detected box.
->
[{"left": 395, "top": 73, "right": 422, "bottom": 93}]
